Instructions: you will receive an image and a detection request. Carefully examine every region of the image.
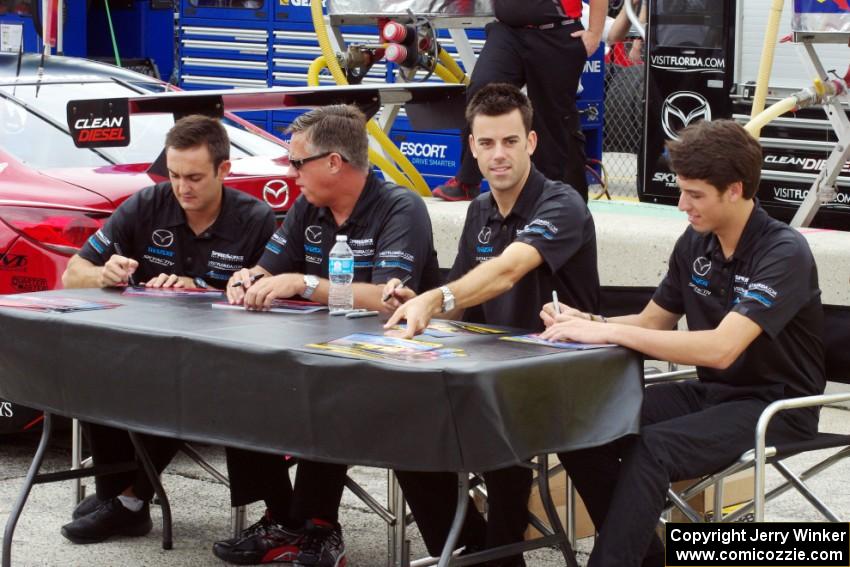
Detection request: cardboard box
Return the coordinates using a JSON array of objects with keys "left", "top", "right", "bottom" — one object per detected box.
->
[
  {"left": 525, "top": 466, "right": 595, "bottom": 540},
  {"left": 669, "top": 469, "right": 754, "bottom": 522},
  {"left": 525, "top": 464, "right": 754, "bottom": 540}
]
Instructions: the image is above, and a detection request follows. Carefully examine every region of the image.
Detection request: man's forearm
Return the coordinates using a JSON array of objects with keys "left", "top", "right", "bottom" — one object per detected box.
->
[
  {"left": 588, "top": 0, "right": 609, "bottom": 35},
  {"left": 306, "top": 279, "right": 387, "bottom": 312},
  {"left": 62, "top": 257, "right": 104, "bottom": 288},
  {"left": 607, "top": 325, "right": 738, "bottom": 369},
  {"left": 448, "top": 258, "right": 526, "bottom": 312}
]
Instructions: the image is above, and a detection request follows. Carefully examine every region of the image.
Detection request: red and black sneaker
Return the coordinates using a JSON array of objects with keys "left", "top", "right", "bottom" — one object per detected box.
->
[
  {"left": 432, "top": 177, "right": 480, "bottom": 201},
  {"left": 294, "top": 519, "right": 347, "bottom": 567},
  {"left": 212, "top": 510, "right": 305, "bottom": 565}
]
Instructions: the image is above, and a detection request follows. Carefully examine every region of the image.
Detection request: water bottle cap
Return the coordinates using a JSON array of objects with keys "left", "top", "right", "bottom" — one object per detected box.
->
[{"left": 336, "top": 234, "right": 348, "bottom": 242}]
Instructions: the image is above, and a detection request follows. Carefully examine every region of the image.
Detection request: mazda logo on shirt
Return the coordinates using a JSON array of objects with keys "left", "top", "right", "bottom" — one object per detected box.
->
[
  {"left": 478, "top": 226, "right": 492, "bottom": 244},
  {"left": 262, "top": 180, "right": 290, "bottom": 209},
  {"left": 661, "top": 91, "right": 711, "bottom": 141},
  {"left": 305, "top": 225, "right": 323, "bottom": 244},
  {"left": 152, "top": 229, "right": 175, "bottom": 248},
  {"left": 693, "top": 256, "right": 712, "bottom": 277}
]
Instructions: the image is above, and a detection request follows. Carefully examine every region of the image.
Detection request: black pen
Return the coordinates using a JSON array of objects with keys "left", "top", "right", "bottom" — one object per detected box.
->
[
  {"left": 231, "top": 273, "right": 265, "bottom": 288},
  {"left": 113, "top": 243, "right": 137, "bottom": 287},
  {"left": 382, "top": 274, "right": 413, "bottom": 302}
]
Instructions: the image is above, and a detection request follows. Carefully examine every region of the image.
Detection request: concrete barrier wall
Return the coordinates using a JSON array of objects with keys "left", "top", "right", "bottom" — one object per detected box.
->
[{"left": 425, "top": 198, "right": 850, "bottom": 307}]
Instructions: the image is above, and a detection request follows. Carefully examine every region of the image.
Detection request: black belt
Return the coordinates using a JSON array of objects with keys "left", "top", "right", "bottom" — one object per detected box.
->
[{"left": 523, "top": 18, "right": 577, "bottom": 30}]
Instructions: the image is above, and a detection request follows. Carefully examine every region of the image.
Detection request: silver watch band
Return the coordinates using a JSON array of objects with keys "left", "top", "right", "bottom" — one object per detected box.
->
[{"left": 302, "top": 275, "right": 319, "bottom": 299}]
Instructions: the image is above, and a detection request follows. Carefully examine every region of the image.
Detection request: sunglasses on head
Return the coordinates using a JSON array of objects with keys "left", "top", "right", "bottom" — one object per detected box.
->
[{"left": 289, "top": 151, "right": 349, "bottom": 170}]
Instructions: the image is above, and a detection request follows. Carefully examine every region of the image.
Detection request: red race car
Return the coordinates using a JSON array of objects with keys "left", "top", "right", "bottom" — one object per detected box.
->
[{"left": 0, "top": 53, "right": 298, "bottom": 432}]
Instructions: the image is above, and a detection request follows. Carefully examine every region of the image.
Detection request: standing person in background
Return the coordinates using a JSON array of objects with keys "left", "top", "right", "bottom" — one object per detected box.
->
[{"left": 432, "top": 0, "right": 608, "bottom": 202}]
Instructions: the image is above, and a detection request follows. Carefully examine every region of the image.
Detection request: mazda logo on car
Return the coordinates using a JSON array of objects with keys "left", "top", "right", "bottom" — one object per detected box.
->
[
  {"left": 305, "top": 225, "right": 323, "bottom": 244},
  {"left": 152, "top": 229, "right": 175, "bottom": 248},
  {"left": 478, "top": 227, "right": 492, "bottom": 244},
  {"left": 693, "top": 257, "right": 712, "bottom": 277},
  {"left": 661, "top": 91, "right": 711, "bottom": 141},
  {"left": 262, "top": 180, "right": 290, "bottom": 209}
]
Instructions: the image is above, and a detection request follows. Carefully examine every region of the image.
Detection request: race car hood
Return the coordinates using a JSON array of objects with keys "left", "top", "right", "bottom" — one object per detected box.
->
[
  {"left": 40, "top": 156, "right": 298, "bottom": 214},
  {"left": 38, "top": 163, "right": 163, "bottom": 210}
]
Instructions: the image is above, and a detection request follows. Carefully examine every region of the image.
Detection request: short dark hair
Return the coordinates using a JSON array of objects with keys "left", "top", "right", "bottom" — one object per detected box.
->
[
  {"left": 287, "top": 105, "right": 369, "bottom": 171},
  {"left": 165, "top": 115, "right": 230, "bottom": 169},
  {"left": 666, "top": 119, "right": 763, "bottom": 199},
  {"left": 465, "top": 83, "right": 533, "bottom": 133}
]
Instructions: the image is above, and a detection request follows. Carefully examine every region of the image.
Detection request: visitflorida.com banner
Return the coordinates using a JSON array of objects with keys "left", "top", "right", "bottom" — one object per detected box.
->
[{"left": 666, "top": 523, "right": 849, "bottom": 566}]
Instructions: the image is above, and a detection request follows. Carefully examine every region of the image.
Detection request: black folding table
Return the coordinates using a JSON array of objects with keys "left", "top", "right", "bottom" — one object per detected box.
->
[{"left": 0, "top": 289, "right": 643, "bottom": 567}]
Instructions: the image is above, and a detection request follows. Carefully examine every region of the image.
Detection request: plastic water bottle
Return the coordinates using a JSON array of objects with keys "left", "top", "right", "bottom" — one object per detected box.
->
[{"left": 328, "top": 235, "right": 354, "bottom": 312}]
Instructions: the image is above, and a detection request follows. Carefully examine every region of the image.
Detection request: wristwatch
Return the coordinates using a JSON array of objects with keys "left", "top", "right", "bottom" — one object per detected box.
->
[
  {"left": 193, "top": 277, "right": 208, "bottom": 289},
  {"left": 439, "top": 285, "right": 455, "bottom": 313},
  {"left": 302, "top": 274, "right": 320, "bottom": 299}
]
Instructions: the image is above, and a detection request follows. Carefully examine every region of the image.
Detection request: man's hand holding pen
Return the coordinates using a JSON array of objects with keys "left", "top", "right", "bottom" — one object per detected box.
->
[
  {"left": 227, "top": 268, "right": 265, "bottom": 304},
  {"left": 101, "top": 252, "right": 139, "bottom": 288},
  {"left": 380, "top": 274, "right": 414, "bottom": 311}
]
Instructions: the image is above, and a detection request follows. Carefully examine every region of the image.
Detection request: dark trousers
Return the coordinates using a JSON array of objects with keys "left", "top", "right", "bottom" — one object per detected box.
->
[
  {"left": 86, "top": 423, "right": 180, "bottom": 501},
  {"left": 559, "top": 381, "right": 818, "bottom": 567},
  {"left": 457, "top": 20, "right": 589, "bottom": 201},
  {"left": 395, "top": 466, "right": 532, "bottom": 564},
  {"left": 226, "top": 448, "right": 347, "bottom": 526}
]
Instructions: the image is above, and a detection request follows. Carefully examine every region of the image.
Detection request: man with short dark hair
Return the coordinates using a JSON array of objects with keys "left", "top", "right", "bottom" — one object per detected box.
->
[
  {"left": 543, "top": 119, "right": 825, "bottom": 567},
  {"left": 60, "top": 114, "right": 276, "bottom": 544},
  {"left": 383, "top": 83, "right": 599, "bottom": 566},
  {"left": 214, "top": 104, "right": 440, "bottom": 567}
]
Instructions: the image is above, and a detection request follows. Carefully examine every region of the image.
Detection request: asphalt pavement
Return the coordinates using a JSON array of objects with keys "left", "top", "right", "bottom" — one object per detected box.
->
[{"left": 1, "top": 406, "right": 849, "bottom": 566}]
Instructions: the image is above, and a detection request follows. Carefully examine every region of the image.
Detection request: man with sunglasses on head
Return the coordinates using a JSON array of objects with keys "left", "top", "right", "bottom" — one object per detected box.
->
[{"left": 215, "top": 104, "right": 439, "bottom": 567}]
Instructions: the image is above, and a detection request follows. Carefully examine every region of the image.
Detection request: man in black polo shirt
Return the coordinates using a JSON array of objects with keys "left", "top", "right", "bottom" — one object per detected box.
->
[
  {"left": 383, "top": 84, "right": 599, "bottom": 565},
  {"left": 215, "top": 104, "right": 439, "bottom": 567},
  {"left": 541, "top": 120, "right": 824, "bottom": 567},
  {"left": 60, "top": 115, "right": 276, "bottom": 544},
  {"left": 432, "top": 0, "right": 607, "bottom": 201}
]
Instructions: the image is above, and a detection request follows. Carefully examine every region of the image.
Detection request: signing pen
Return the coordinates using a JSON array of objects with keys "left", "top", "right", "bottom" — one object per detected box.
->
[
  {"left": 345, "top": 310, "right": 379, "bottom": 319},
  {"left": 552, "top": 290, "right": 562, "bottom": 315},
  {"left": 113, "top": 242, "right": 138, "bottom": 287},
  {"left": 382, "top": 274, "right": 413, "bottom": 302},
  {"left": 231, "top": 273, "right": 265, "bottom": 288}
]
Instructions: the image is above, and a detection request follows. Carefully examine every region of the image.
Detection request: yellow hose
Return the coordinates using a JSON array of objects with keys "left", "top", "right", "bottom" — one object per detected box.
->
[
  {"left": 749, "top": 0, "right": 784, "bottom": 137},
  {"left": 438, "top": 48, "right": 468, "bottom": 84},
  {"left": 310, "top": 0, "right": 432, "bottom": 196},
  {"left": 306, "top": 55, "right": 419, "bottom": 187},
  {"left": 307, "top": 55, "right": 328, "bottom": 86},
  {"left": 368, "top": 149, "right": 416, "bottom": 187},
  {"left": 435, "top": 63, "right": 461, "bottom": 84},
  {"left": 744, "top": 96, "right": 797, "bottom": 138}
]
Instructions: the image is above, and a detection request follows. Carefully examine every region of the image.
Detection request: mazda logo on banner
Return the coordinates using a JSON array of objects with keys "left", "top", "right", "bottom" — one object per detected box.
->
[
  {"left": 661, "top": 91, "right": 711, "bottom": 141},
  {"left": 262, "top": 180, "right": 290, "bottom": 209}
]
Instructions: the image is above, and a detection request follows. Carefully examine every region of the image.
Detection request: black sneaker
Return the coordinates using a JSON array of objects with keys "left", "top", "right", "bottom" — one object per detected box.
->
[
  {"left": 212, "top": 511, "right": 305, "bottom": 565},
  {"left": 60, "top": 497, "right": 152, "bottom": 544},
  {"left": 432, "top": 177, "right": 480, "bottom": 201},
  {"left": 294, "top": 519, "right": 346, "bottom": 567},
  {"left": 71, "top": 493, "right": 106, "bottom": 520}
]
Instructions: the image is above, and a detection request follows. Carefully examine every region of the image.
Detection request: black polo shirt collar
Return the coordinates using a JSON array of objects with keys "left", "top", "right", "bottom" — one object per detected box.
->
[
  {"left": 486, "top": 166, "right": 546, "bottom": 223},
  {"left": 316, "top": 173, "right": 380, "bottom": 229},
  {"left": 156, "top": 185, "right": 238, "bottom": 242},
  {"left": 705, "top": 199, "right": 768, "bottom": 263}
]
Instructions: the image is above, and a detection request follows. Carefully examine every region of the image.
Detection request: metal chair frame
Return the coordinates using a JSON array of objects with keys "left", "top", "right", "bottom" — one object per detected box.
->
[{"left": 645, "top": 369, "right": 850, "bottom": 524}]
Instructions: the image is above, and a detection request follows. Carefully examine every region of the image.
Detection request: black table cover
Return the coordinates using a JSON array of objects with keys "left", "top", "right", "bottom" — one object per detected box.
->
[{"left": 0, "top": 289, "right": 643, "bottom": 472}]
